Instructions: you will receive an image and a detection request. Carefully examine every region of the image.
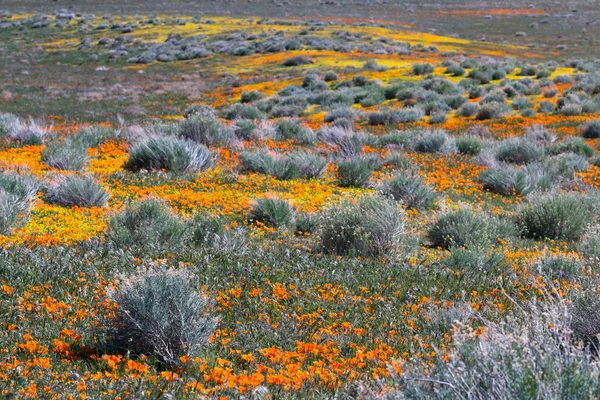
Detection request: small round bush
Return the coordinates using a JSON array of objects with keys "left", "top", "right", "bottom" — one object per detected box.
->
[
  {"left": 414, "top": 132, "right": 453, "bottom": 154},
  {"left": 319, "top": 193, "right": 406, "bottom": 258},
  {"left": 581, "top": 120, "right": 600, "bottom": 139},
  {"left": 336, "top": 158, "right": 372, "bottom": 188},
  {"left": 537, "top": 254, "right": 583, "bottom": 280},
  {"left": 516, "top": 194, "right": 590, "bottom": 241},
  {"left": 459, "top": 103, "right": 479, "bottom": 117},
  {"left": 107, "top": 267, "right": 217, "bottom": 368},
  {"left": 42, "top": 141, "right": 89, "bottom": 171},
  {"left": 323, "top": 71, "right": 338, "bottom": 82},
  {"left": 380, "top": 172, "right": 437, "bottom": 211},
  {"left": 188, "top": 212, "right": 225, "bottom": 246},
  {"left": 179, "top": 113, "right": 233, "bottom": 145},
  {"left": 413, "top": 63, "right": 434, "bottom": 75},
  {"left": 476, "top": 102, "right": 509, "bottom": 120},
  {"left": 495, "top": 139, "right": 545, "bottom": 165},
  {"left": 223, "top": 103, "right": 263, "bottom": 121},
  {"left": 45, "top": 175, "right": 109, "bottom": 208},
  {"left": 249, "top": 197, "right": 294, "bottom": 228},
  {"left": 107, "top": 198, "right": 188, "bottom": 247},
  {"left": 124, "top": 136, "right": 215, "bottom": 174},
  {"left": 0, "top": 188, "right": 30, "bottom": 235},
  {"left": 456, "top": 137, "right": 482, "bottom": 156},
  {"left": 283, "top": 55, "right": 313, "bottom": 67},
  {"left": 240, "top": 90, "right": 263, "bottom": 103},
  {"left": 548, "top": 138, "right": 595, "bottom": 158},
  {"left": 427, "top": 209, "right": 487, "bottom": 250},
  {"left": 580, "top": 225, "right": 600, "bottom": 261}
]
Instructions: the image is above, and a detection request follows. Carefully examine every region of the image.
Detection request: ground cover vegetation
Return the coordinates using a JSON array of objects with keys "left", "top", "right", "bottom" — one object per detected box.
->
[{"left": 1, "top": 4, "right": 600, "bottom": 399}]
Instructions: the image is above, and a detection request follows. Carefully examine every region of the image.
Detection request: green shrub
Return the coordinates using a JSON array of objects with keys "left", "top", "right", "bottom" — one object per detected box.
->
[
  {"left": 323, "top": 71, "right": 338, "bottom": 82},
  {"left": 319, "top": 126, "right": 367, "bottom": 158},
  {"left": 249, "top": 197, "right": 295, "bottom": 228},
  {"left": 188, "top": 212, "right": 226, "bottom": 246},
  {"left": 516, "top": 194, "right": 590, "bottom": 241},
  {"left": 107, "top": 267, "right": 217, "bottom": 368},
  {"left": 412, "top": 63, "right": 434, "bottom": 75},
  {"left": 581, "top": 120, "right": 600, "bottom": 139},
  {"left": 107, "top": 198, "right": 188, "bottom": 247},
  {"left": 476, "top": 102, "right": 509, "bottom": 120},
  {"left": 394, "top": 296, "right": 600, "bottom": 399},
  {"left": 428, "top": 112, "right": 447, "bottom": 124},
  {"left": 288, "top": 151, "right": 327, "bottom": 179},
  {"left": 571, "top": 292, "right": 600, "bottom": 351},
  {"left": 0, "top": 172, "right": 38, "bottom": 204},
  {"left": 548, "top": 137, "right": 595, "bottom": 157},
  {"left": 536, "top": 254, "right": 583, "bottom": 280},
  {"left": 179, "top": 113, "right": 233, "bottom": 145},
  {"left": 427, "top": 208, "right": 488, "bottom": 250},
  {"left": 240, "top": 90, "right": 263, "bottom": 103},
  {"left": 495, "top": 138, "right": 545, "bottom": 165},
  {"left": 45, "top": 176, "right": 109, "bottom": 208},
  {"left": 4, "top": 118, "right": 49, "bottom": 145},
  {"left": 414, "top": 131, "right": 455, "bottom": 154},
  {"left": 380, "top": 172, "right": 437, "bottom": 211},
  {"left": 319, "top": 193, "right": 406, "bottom": 258},
  {"left": 336, "top": 158, "right": 372, "bottom": 188},
  {"left": 233, "top": 120, "right": 256, "bottom": 140},
  {"left": 456, "top": 137, "right": 482, "bottom": 155},
  {"left": 283, "top": 55, "right": 313, "bottom": 66},
  {"left": 42, "top": 140, "right": 89, "bottom": 172},
  {"left": 223, "top": 103, "right": 263, "bottom": 120},
  {"left": 0, "top": 188, "right": 29, "bottom": 235},
  {"left": 444, "top": 247, "right": 506, "bottom": 275},
  {"left": 275, "top": 119, "right": 315, "bottom": 144},
  {"left": 295, "top": 212, "right": 318, "bottom": 236},
  {"left": 73, "top": 126, "right": 116, "bottom": 148},
  {"left": 479, "top": 166, "right": 544, "bottom": 196},
  {"left": 580, "top": 225, "right": 600, "bottom": 261},
  {"left": 560, "top": 103, "right": 583, "bottom": 116},
  {"left": 124, "top": 136, "right": 215, "bottom": 174},
  {"left": 459, "top": 102, "right": 479, "bottom": 117}
]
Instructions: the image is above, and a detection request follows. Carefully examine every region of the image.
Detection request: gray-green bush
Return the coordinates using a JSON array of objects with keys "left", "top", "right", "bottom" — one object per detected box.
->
[
  {"left": 320, "top": 193, "right": 406, "bottom": 258},
  {"left": 107, "top": 267, "right": 217, "bottom": 368}
]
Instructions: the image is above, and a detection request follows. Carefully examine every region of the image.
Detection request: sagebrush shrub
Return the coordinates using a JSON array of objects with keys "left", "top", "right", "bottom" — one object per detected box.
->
[
  {"left": 580, "top": 225, "right": 600, "bottom": 261},
  {"left": 107, "top": 198, "right": 188, "bottom": 247},
  {"left": 479, "top": 164, "right": 550, "bottom": 196},
  {"left": 476, "top": 102, "right": 509, "bottom": 120},
  {"left": 283, "top": 55, "right": 312, "bottom": 66},
  {"left": 536, "top": 254, "right": 583, "bottom": 280},
  {"left": 249, "top": 197, "right": 294, "bottom": 228},
  {"left": 581, "top": 120, "right": 600, "bottom": 139},
  {"left": 380, "top": 172, "right": 437, "bottom": 211},
  {"left": 3, "top": 117, "right": 49, "bottom": 145},
  {"left": 45, "top": 176, "right": 109, "bottom": 208},
  {"left": 319, "top": 126, "right": 366, "bottom": 158},
  {"left": 336, "top": 158, "right": 372, "bottom": 188},
  {"left": 320, "top": 193, "right": 406, "bottom": 258},
  {"left": 516, "top": 194, "right": 590, "bottom": 241},
  {"left": 548, "top": 137, "right": 595, "bottom": 157},
  {"left": 179, "top": 113, "right": 233, "bottom": 145},
  {"left": 412, "top": 63, "right": 434, "bottom": 75},
  {"left": 0, "top": 188, "right": 29, "bottom": 235},
  {"left": 393, "top": 295, "right": 600, "bottom": 399},
  {"left": 188, "top": 212, "right": 225, "bottom": 246},
  {"left": 427, "top": 208, "right": 488, "bottom": 250},
  {"left": 107, "top": 267, "right": 217, "bottom": 368},
  {"left": 42, "top": 141, "right": 89, "bottom": 171},
  {"left": 456, "top": 137, "right": 482, "bottom": 155},
  {"left": 124, "top": 136, "right": 214, "bottom": 174},
  {"left": 459, "top": 102, "right": 479, "bottom": 117},
  {"left": 495, "top": 138, "right": 545, "bottom": 165}
]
